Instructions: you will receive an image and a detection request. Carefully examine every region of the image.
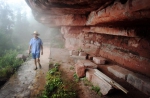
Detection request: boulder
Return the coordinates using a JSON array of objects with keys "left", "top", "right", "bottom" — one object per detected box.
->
[
  {"left": 16, "top": 54, "right": 27, "bottom": 61},
  {"left": 16, "top": 54, "right": 24, "bottom": 59},
  {"left": 75, "top": 60, "right": 97, "bottom": 78},
  {"left": 75, "top": 61, "right": 86, "bottom": 78}
]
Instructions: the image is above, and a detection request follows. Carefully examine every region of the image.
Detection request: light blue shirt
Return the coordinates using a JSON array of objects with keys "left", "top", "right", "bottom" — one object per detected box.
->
[{"left": 29, "top": 37, "right": 43, "bottom": 54}]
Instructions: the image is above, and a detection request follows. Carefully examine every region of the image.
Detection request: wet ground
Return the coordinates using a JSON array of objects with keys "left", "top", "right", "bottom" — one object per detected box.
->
[{"left": 0, "top": 46, "right": 50, "bottom": 98}]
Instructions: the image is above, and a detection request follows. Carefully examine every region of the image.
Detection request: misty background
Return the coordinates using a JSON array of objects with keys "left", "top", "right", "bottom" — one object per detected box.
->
[
  {"left": 0, "top": 0, "right": 64, "bottom": 56},
  {"left": 0, "top": 0, "right": 64, "bottom": 81}
]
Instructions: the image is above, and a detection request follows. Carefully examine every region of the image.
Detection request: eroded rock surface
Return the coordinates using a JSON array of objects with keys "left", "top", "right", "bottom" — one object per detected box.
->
[{"left": 26, "top": 0, "right": 150, "bottom": 96}]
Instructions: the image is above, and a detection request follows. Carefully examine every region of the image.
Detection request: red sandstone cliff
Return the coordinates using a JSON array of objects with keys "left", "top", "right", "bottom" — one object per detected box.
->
[{"left": 26, "top": 0, "right": 150, "bottom": 77}]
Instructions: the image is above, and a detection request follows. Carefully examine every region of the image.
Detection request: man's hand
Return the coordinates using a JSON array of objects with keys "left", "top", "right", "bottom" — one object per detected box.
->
[
  {"left": 28, "top": 50, "right": 31, "bottom": 56},
  {"left": 41, "top": 51, "right": 43, "bottom": 55},
  {"left": 28, "top": 45, "right": 31, "bottom": 57}
]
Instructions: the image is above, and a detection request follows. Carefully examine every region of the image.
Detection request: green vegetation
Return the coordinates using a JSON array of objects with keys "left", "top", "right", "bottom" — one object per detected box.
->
[
  {"left": 49, "top": 63, "right": 60, "bottom": 75},
  {"left": 73, "top": 73, "right": 80, "bottom": 82},
  {"left": 77, "top": 47, "right": 82, "bottom": 52},
  {"left": 91, "top": 85, "right": 101, "bottom": 96},
  {"left": 91, "top": 85, "right": 100, "bottom": 93},
  {"left": 0, "top": 32, "right": 15, "bottom": 56},
  {"left": 81, "top": 77, "right": 92, "bottom": 86},
  {"left": 0, "top": 50, "right": 23, "bottom": 79},
  {"left": 40, "top": 63, "right": 76, "bottom": 98},
  {"left": 0, "top": 0, "right": 50, "bottom": 81},
  {"left": 81, "top": 77, "right": 102, "bottom": 96},
  {"left": 70, "top": 66, "right": 74, "bottom": 70}
]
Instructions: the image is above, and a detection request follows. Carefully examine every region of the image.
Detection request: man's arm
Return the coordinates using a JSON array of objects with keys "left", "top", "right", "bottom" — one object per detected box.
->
[
  {"left": 40, "top": 39, "right": 43, "bottom": 55},
  {"left": 41, "top": 45, "right": 43, "bottom": 55},
  {"left": 28, "top": 45, "right": 32, "bottom": 55}
]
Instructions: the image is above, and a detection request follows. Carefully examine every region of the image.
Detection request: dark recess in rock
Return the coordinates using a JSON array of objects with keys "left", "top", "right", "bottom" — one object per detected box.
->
[{"left": 120, "top": 0, "right": 128, "bottom": 4}]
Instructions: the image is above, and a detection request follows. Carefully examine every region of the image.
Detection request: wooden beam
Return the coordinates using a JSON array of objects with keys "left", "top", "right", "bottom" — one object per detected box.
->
[{"left": 94, "top": 69, "right": 128, "bottom": 94}]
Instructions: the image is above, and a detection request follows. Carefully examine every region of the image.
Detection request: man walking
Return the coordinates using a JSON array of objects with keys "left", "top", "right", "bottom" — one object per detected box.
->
[{"left": 28, "top": 31, "right": 43, "bottom": 70}]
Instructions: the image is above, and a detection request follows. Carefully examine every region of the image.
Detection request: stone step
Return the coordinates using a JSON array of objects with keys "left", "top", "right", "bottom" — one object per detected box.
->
[
  {"left": 75, "top": 60, "right": 97, "bottom": 78},
  {"left": 107, "top": 65, "right": 133, "bottom": 80},
  {"left": 107, "top": 65, "right": 150, "bottom": 96},
  {"left": 127, "top": 73, "right": 150, "bottom": 96},
  {"left": 71, "top": 55, "right": 86, "bottom": 60},
  {"left": 78, "top": 60, "right": 98, "bottom": 69},
  {"left": 86, "top": 69, "right": 114, "bottom": 95},
  {"left": 93, "top": 57, "right": 106, "bottom": 65}
]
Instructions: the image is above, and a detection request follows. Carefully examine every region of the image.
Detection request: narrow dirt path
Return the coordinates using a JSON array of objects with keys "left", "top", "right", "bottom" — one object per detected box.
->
[
  {"left": 0, "top": 46, "right": 50, "bottom": 98},
  {"left": 50, "top": 48, "right": 102, "bottom": 98}
]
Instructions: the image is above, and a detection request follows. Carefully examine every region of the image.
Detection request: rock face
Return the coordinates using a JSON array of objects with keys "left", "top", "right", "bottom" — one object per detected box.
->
[
  {"left": 86, "top": 0, "right": 150, "bottom": 26},
  {"left": 26, "top": 0, "right": 150, "bottom": 84},
  {"left": 61, "top": 27, "right": 150, "bottom": 77},
  {"left": 26, "top": 0, "right": 113, "bottom": 15}
]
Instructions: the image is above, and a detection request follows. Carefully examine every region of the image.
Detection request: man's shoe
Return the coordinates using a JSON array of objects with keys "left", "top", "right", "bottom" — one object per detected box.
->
[
  {"left": 39, "top": 64, "right": 42, "bottom": 69},
  {"left": 34, "top": 67, "right": 37, "bottom": 70}
]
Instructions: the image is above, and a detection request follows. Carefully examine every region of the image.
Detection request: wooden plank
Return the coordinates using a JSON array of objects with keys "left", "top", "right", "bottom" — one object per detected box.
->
[{"left": 94, "top": 69, "right": 128, "bottom": 94}]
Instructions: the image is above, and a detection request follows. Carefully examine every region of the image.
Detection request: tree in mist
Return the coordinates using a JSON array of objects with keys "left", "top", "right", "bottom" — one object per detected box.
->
[
  {"left": 0, "top": 0, "right": 29, "bottom": 79},
  {"left": 0, "top": 0, "right": 62, "bottom": 54},
  {"left": 0, "top": 1, "right": 14, "bottom": 33},
  {"left": 0, "top": 1, "right": 15, "bottom": 56},
  {"left": 13, "top": 10, "right": 31, "bottom": 44}
]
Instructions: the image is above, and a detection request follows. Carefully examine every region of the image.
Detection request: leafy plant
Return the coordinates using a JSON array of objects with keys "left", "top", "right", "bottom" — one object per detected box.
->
[
  {"left": 81, "top": 77, "right": 92, "bottom": 86},
  {"left": 49, "top": 68, "right": 58, "bottom": 75},
  {"left": 73, "top": 73, "right": 79, "bottom": 82},
  {"left": 78, "top": 47, "right": 82, "bottom": 52},
  {"left": 39, "top": 63, "right": 76, "bottom": 98},
  {"left": 0, "top": 50, "right": 23, "bottom": 79},
  {"left": 53, "top": 63, "right": 60, "bottom": 68},
  {"left": 49, "top": 62, "right": 53, "bottom": 66},
  {"left": 81, "top": 77, "right": 102, "bottom": 96},
  {"left": 70, "top": 66, "right": 74, "bottom": 70},
  {"left": 92, "top": 85, "right": 100, "bottom": 94}
]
